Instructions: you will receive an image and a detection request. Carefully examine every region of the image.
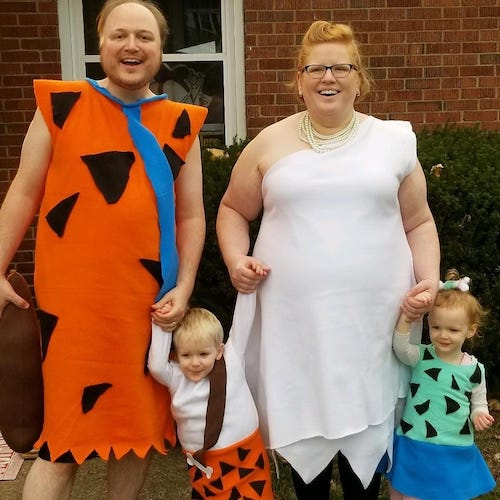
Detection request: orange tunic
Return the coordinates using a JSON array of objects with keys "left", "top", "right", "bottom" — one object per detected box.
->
[
  {"left": 33, "top": 79, "right": 207, "bottom": 463},
  {"left": 188, "top": 430, "right": 274, "bottom": 499}
]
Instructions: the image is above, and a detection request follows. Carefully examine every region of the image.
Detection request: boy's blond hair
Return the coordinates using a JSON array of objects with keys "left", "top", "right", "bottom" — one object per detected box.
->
[{"left": 173, "top": 308, "right": 223, "bottom": 349}]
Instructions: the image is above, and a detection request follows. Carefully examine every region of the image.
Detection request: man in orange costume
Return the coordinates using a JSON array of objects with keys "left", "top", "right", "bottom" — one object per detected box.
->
[{"left": 0, "top": 1, "right": 207, "bottom": 498}]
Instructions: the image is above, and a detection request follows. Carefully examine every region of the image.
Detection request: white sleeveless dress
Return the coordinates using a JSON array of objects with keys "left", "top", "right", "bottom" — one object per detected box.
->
[{"left": 230, "top": 116, "right": 423, "bottom": 487}]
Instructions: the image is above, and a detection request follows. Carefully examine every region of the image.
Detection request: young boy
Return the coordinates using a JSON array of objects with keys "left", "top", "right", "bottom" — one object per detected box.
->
[{"left": 148, "top": 296, "right": 274, "bottom": 499}]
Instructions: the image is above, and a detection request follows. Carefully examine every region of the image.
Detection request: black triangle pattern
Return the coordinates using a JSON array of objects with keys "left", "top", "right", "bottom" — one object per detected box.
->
[
  {"left": 465, "top": 391, "right": 472, "bottom": 400},
  {"left": 400, "top": 419, "right": 413, "bottom": 434},
  {"left": 81, "top": 151, "right": 135, "bottom": 204},
  {"left": 220, "top": 461, "right": 236, "bottom": 476},
  {"left": 173, "top": 109, "right": 191, "bottom": 138},
  {"left": 255, "top": 453, "right": 265, "bottom": 470},
  {"left": 143, "top": 336, "right": 151, "bottom": 375},
  {"left": 192, "top": 467, "right": 204, "bottom": 482},
  {"left": 238, "top": 447, "right": 251, "bottom": 462},
  {"left": 423, "top": 347, "right": 434, "bottom": 360},
  {"left": 410, "top": 383, "right": 419, "bottom": 397},
  {"left": 424, "top": 367, "right": 441, "bottom": 381},
  {"left": 229, "top": 487, "right": 241, "bottom": 500},
  {"left": 191, "top": 487, "right": 204, "bottom": 499},
  {"left": 45, "top": 193, "right": 79, "bottom": 237},
  {"left": 203, "top": 485, "right": 217, "bottom": 497},
  {"left": 414, "top": 399, "right": 430, "bottom": 415},
  {"left": 51, "top": 91, "right": 81, "bottom": 128},
  {"left": 38, "top": 309, "right": 58, "bottom": 362},
  {"left": 238, "top": 467, "right": 253, "bottom": 479},
  {"left": 139, "top": 259, "right": 163, "bottom": 287},
  {"left": 249, "top": 480, "right": 266, "bottom": 496},
  {"left": 425, "top": 420, "right": 437, "bottom": 438},
  {"left": 81, "top": 383, "right": 112, "bottom": 413},
  {"left": 162, "top": 143, "right": 185, "bottom": 180},
  {"left": 445, "top": 395, "right": 460, "bottom": 414},
  {"left": 451, "top": 375, "right": 460, "bottom": 390},
  {"left": 460, "top": 420, "right": 472, "bottom": 435},
  {"left": 210, "top": 478, "right": 223, "bottom": 490},
  {"left": 470, "top": 364, "right": 482, "bottom": 384}
]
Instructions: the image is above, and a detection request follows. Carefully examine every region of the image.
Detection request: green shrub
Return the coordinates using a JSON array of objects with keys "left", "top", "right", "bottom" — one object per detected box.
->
[
  {"left": 192, "top": 127, "right": 500, "bottom": 392},
  {"left": 191, "top": 141, "right": 247, "bottom": 334},
  {"left": 418, "top": 125, "right": 500, "bottom": 392}
]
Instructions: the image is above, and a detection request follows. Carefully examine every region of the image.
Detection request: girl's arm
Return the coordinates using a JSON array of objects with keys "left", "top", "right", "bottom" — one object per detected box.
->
[
  {"left": 470, "top": 366, "right": 495, "bottom": 431},
  {"left": 392, "top": 329, "right": 420, "bottom": 367},
  {"left": 393, "top": 289, "right": 432, "bottom": 365}
]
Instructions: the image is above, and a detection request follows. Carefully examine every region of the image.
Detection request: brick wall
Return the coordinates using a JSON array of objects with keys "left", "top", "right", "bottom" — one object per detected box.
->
[
  {"left": 0, "top": 1, "right": 60, "bottom": 282},
  {"left": 244, "top": 0, "right": 500, "bottom": 138},
  {"left": 0, "top": 0, "right": 499, "bottom": 280}
]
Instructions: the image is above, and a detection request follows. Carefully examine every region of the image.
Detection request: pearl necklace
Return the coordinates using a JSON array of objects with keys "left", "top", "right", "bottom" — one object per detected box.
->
[{"left": 299, "top": 111, "right": 359, "bottom": 153}]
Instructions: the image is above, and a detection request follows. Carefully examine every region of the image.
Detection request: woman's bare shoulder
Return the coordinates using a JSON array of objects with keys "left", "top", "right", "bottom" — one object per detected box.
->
[{"left": 248, "top": 113, "right": 305, "bottom": 173}]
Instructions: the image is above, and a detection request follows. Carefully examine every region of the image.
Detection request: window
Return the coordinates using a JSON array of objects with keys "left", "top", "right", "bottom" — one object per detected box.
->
[{"left": 57, "top": 0, "right": 245, "bottom": 146}]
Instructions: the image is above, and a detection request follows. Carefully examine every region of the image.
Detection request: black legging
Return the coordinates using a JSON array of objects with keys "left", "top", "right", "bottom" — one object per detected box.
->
[{"left": 290, "top": 452, "right": 381, "bottom": 500}]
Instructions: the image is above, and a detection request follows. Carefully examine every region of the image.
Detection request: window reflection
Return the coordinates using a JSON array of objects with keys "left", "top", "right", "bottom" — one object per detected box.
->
[
  {"left": 158, "top": 0, "right": 221, "bottom": 54},
  {"left": 151, "top": 62, "right": 224, "bottom": 144},
  {"left": 83, "top": 1, "right": 222, "bottom": 55},
  {"left": 85, "top": 61, "right": 225, "bottom": 145}
]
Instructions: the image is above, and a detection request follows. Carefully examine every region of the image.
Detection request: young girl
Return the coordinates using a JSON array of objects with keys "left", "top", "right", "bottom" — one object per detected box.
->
[
  {"left": 388, "top": 269, "right": 496, "bottom": 500},
  {"left": 148, "top": 296, "right": 274, "bottom": 500}
]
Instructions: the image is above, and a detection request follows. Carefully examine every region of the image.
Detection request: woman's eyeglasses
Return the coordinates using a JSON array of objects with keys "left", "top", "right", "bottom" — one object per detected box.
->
[{"left": 301, "top": 64, "right": 357, "bottom": 79}]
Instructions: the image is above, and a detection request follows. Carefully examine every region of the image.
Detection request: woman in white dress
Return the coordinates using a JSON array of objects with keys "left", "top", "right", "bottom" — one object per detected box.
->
[{"left": 216, "top": 21, "right": 440, "bottom": 499}]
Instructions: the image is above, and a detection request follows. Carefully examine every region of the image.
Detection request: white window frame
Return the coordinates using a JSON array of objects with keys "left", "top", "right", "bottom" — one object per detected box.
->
[{"left": 56, "top": 0, "right": 246, "bottom": 144}]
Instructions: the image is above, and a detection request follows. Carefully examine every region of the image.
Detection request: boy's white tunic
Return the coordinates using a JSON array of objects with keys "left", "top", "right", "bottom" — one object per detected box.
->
[
  {"left": 148, "top": 322, "right": 258, "bottom": 452},
  {"left": 230, "top": 117, "right": 421, "bottom": 486}
]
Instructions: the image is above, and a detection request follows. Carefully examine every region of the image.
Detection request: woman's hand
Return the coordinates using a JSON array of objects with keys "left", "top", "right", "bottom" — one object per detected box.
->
[
  {"left": 229, "top": 256, "right": 270, "bottom": 294},
  {"left": 401, "top": 279, "right": 438, "bottom": 321}
]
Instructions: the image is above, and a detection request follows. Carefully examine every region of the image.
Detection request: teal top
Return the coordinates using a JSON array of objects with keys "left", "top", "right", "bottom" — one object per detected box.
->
[{"left": 396, "top": 344, "right": 484, "bottom": 447}]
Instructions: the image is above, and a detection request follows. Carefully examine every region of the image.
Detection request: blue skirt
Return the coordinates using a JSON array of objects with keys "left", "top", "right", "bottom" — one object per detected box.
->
[{"left": 387, "top": 434, "right": 496, "bottom": 500}]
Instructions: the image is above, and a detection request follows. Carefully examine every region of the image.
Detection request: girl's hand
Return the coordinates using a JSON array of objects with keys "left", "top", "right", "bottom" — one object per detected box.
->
[
  {"left": 472, "top": 412, "right": 495, "bottom": 432},
  {"left": 401, "top": 279, "right": 437, "bottom": 321},
  {"left": 229, "top": 256, "right": 270, "bottom": 294}
]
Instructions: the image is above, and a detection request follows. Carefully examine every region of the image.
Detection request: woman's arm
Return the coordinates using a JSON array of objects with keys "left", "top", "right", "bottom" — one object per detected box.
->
[
  {"left": 216, "top": 138, "right": 270, "bottom": 293},
  {"left": 398, "top": 160, "right": 440, "bottom": 320}
]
